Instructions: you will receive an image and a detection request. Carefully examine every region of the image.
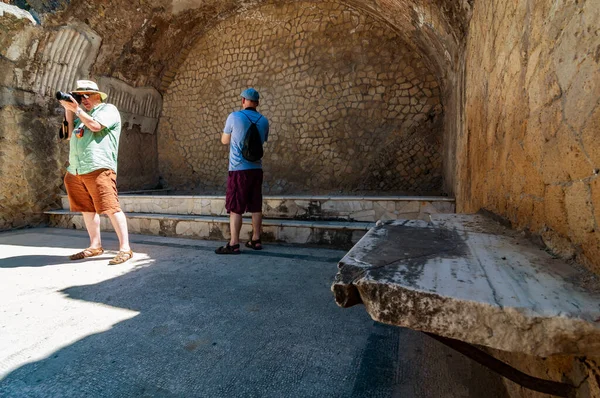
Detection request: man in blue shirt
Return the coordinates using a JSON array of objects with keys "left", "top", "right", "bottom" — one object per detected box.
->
[{"left": 216, "top": 88, "right": 269, "bottom": 254}]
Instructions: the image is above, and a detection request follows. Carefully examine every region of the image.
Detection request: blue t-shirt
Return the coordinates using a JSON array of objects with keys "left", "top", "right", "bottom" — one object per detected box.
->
[{"left": 224, "top": 109, "right": 269, "bottom": 171}]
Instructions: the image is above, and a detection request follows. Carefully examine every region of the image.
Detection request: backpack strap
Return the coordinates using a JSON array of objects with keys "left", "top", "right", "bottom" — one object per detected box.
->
[{"left": 241, "top": 111, "right": 262, "bottom": 125}]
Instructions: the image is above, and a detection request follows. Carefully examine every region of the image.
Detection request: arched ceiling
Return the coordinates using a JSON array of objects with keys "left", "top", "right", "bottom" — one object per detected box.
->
[{"left": 16, "top": 0, "right": 472, "bottom": 92}]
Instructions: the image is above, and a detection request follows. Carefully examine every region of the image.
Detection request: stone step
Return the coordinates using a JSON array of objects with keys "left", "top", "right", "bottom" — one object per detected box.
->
[
  {"left": 59, "top": 194, "right": 455, "bottom": 222},
  {"left": 45, "top": 210, "right": 374, "bottom": 246}
]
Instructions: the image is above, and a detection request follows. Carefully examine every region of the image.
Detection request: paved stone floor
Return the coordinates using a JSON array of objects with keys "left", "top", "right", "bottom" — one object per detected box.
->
[{"left": 0, "top": 228, "right": 508, "bottom": 398}]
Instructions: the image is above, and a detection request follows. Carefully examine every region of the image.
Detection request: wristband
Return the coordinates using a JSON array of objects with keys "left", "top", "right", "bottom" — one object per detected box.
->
[{"left": 75, "top": 108, "right": 83, "bottom": 116}]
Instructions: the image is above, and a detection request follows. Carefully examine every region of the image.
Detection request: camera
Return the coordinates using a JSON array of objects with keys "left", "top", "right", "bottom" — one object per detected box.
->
[{"left": 56, "top": 91, "right": 83, "bottom": 104}]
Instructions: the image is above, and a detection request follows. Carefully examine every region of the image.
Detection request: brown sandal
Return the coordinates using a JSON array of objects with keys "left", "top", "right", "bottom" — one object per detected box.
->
[
  {"left": 69, "top": 247, "right": 104, "bottom": 260},
  {"left": 109, "top": 250, "right": 133, "bottom": 265},
  {"left": 245, "top": 239, "right": 262, "bottom": 250},
  {"left": 215, "top": 243, "right": 241, "bottom": 255}
]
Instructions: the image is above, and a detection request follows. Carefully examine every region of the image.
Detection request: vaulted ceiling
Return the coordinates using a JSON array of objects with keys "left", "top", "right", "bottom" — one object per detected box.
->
[{"left": 22, "top": 0, "right": 473, "bottom": 92}]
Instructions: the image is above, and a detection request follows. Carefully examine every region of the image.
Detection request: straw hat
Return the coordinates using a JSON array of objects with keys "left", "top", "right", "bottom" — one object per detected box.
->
[{"left": 71, "top": 80, "right": 108, "bottom": 101}]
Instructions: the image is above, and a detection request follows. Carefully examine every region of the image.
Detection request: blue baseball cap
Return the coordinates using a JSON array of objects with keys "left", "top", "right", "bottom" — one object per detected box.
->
[{"left": 240, "top": 88, "right": 260, "bottom": 102}]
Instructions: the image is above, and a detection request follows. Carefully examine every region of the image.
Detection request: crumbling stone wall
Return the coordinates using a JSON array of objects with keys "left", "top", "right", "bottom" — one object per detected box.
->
[
  {"left": 460, "top": 0, "right": 600, "bottom": 274},
  {"left": 159, "top": 1, "right": 444, "bottom": 195}
]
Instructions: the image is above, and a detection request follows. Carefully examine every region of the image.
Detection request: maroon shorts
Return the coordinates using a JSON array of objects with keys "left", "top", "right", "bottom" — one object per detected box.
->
[{"left": 226, "top": 169, "right": 263, "bottom": 214}]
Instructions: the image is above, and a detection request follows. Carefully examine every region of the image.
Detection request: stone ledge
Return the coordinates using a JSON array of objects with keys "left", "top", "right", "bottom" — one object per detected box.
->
[
  {"left": 332, "top": 214, "right": 600, "bottom": 357},
  {"left": 60, "top": 194, "right": 456, "bottom": 202},
  {"left": 45, "top": 210, "right": 374, "bottom": 230},
  {"left": 45, "top": 210, "right": 374, "bottom": 246},
  {"left": 57, "top": 194, "right": 455, "bottom": 223}
]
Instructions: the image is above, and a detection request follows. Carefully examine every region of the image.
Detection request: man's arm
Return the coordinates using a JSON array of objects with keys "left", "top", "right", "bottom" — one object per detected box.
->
[
  {"left": 76, "top": 108, "right": 104, "bottom": 132},
  {"left": 222, "top": 113, "right": 234, "bottom": 145},
  {"left": 221, "top": 133, "right": 231, "bottom": 145},
  {"left": 60, "top": 98, "right": 104, "bottom": 132}
]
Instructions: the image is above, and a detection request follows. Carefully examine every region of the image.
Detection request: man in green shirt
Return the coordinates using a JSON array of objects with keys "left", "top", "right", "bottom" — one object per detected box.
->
[{"left": 59, "top": 80, "right": 133, "bottom": 265}]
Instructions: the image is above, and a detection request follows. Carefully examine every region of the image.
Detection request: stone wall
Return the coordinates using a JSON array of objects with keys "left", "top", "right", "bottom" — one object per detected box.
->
[
  {"left": 158, "top": 1, "right": 444, "bottom": 195},
  {"left": 460, "top": 1, "right": 600, "bottom": 396},
  {"left": 460, "top": 0, "right": 600, "bottom": 274}
]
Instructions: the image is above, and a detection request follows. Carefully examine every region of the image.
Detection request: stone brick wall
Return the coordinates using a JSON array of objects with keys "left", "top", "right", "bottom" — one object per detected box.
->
[
  {"left": 158, "top": 1, "right": 444, "bottom": 195},
  {"left": 460, "top": 0, "right": 600, "bottom": 274}
]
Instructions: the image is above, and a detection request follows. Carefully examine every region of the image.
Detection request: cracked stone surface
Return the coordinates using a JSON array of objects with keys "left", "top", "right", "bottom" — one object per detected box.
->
[{"left": 332, "top": 214, "right": 600, "bottom": 357}]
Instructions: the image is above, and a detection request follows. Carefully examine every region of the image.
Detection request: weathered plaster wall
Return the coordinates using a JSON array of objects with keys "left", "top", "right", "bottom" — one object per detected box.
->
[
  {"left": 0, "top": 3, "right": 161, "bottom": 230},
  {"left": 0, "top": 105, "right": 66, "bottom": 230},
  {"left": 159, "top": 1, "right": 444, "bottom": 195},
  {"left": 460, "top": 1, "right": 600, "bottom": 396},
  {"left": 96, "top": 77, "right": 162, "bottom": 191},
  {"left": 460, "top": 0, "right": 600, "bottom": 274},
  {"left": 0, "top": 4, "right": 67, "bottom": 230},
  {"left": 115, "top": 124, "right": 159, "bottom": 191},
  {"left": 4, "top": 0, "right": 471, "bottom": 198}
]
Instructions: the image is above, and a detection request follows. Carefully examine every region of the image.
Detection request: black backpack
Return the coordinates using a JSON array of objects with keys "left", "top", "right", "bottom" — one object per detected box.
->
[{"left": 241, "top": 112, "right": 264, "bottom": 162}]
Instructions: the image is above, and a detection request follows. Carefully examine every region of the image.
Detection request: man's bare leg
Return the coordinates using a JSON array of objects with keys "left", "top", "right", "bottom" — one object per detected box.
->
[
  {"left": 229, "top": 212, "right": 243, "bottom": 246},
  {"left": 251, "top": 212, "right": 262, "bottom": 247},
  {"left": 107, "top": 211, "right": 131, "bottom": 252},
  {"left": 82, "top": 212, "right": 102, "bottom": 249}
]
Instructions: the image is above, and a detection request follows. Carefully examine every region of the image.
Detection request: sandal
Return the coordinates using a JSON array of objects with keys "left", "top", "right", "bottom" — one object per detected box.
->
[
  {"left": 215, "top": 243, "right": 241, "bottom": 255},
  {"left": 245, "top": 239, "right": 263, "bottom": 250},
  {"left": 69, "top": 247, "right": 104, "bottom": 260},
  {"left": 109, "top": 250, "right": 133, "bottom": 265}
]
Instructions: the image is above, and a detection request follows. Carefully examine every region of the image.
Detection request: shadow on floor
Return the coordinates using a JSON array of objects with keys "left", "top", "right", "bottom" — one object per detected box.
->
[{"left": 0, "top": 231, "right": 508, "bottom": 398}]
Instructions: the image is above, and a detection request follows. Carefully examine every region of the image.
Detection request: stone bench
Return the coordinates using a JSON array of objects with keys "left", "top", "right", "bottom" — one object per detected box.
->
[{"left": 332, "top": 214, "right": 600, "bottom": 357}]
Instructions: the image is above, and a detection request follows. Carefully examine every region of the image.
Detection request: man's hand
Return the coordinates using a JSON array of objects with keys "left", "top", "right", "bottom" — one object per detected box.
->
[
  {"left": 59, "top": 97, "right": 103, "bottom": 132},
  {"left": 59, "top": 97, "right": 79, "bottom": 114}
]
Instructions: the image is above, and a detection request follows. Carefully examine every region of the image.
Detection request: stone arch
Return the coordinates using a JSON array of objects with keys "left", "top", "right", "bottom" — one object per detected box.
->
[
  {"left": 158, "top": 0, "right": 451, "bottom": 195},
  {"left": 159, "top": 0, "right": 458, "bottom": 95}
]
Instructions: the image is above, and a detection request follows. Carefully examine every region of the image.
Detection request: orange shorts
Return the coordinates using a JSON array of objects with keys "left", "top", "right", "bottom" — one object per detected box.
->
[{"left": 64, "top": 169, "right": 122, "bottom": 214}]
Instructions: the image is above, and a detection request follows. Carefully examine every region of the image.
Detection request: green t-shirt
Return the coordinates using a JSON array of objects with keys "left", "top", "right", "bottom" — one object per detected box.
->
[{"left": 67, "top": 103, "right": 122, "bottom": 175}]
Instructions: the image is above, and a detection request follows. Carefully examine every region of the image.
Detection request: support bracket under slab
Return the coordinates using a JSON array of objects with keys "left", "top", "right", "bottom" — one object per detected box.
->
[{"left": 424, "top": 333, "right": 577, "bottom": 398}]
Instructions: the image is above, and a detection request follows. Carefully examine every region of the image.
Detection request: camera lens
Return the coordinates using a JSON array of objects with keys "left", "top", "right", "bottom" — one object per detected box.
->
[{"left": 56, "top": 91, "right": 70, "bottom": 101}]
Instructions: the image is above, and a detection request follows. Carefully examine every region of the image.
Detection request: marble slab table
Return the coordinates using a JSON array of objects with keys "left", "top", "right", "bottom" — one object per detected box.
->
[{"left": 332, "top": 214, "right": 600, "bottom": 357}]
